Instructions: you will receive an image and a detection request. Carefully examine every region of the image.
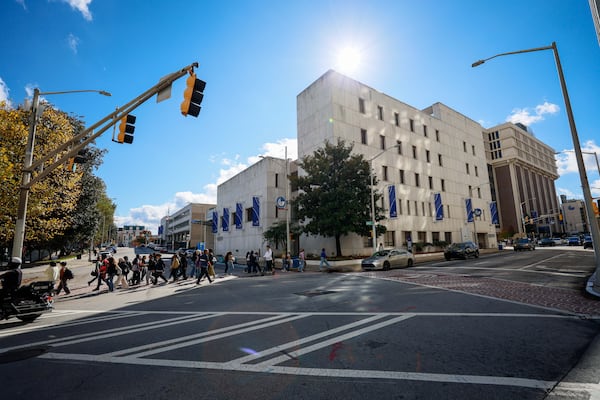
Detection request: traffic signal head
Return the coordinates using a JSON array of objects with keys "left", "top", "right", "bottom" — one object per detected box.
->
[
  {"left": 181, "top": 73, "right": 206, "bottom": 117},
  {"left": 117, "top": 114, "right": 136, "bottom": 144}
]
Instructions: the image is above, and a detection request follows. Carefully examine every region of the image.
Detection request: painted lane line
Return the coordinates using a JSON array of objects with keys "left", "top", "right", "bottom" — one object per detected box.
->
[
  {"left": 227, "top": 313, "right": 392, "bottom": 365},
  {"left": 254, "top": 314, "right": 415, "bottom": 368},
  {"left": 106, "top": 313, "right": 298, "bottom": 357},
  {"left": 129, "top": 314, "right": 310, "bottom": 359},
  {"left": 39, "top": 352, "right": 556, "bottom": 390},
  {"left": 518, "top": 253, "right": 570, "bottom": 270}
]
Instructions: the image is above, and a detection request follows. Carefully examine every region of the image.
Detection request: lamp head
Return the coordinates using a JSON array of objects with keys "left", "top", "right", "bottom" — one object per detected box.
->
[{"left": 471, "top": 60, "right": 485, "bottom": 68}]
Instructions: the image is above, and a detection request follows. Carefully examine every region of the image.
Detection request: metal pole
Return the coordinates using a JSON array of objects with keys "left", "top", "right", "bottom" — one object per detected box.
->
[
  {"left": 285, "top": 147, "right": 290, "bottom": 258},
  {"left": 370, "top": 166, "right": 377, "bottom": 253},
  {"left": 11, "top": 89, "right": 40, "bottom": 258}
]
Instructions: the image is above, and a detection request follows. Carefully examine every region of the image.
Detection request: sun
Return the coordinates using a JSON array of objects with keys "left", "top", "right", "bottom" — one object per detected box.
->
[{"left": 335, "top": 46, "right": 362, "bottom": 76}]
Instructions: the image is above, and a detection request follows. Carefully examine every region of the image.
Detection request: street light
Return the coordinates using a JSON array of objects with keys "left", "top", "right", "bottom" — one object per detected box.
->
[
  {"left": 11, "top": 88, "right": 111, "bottom": 259},
  {"left": 473, "top": 41, "right": 600, "bottom": 296},
  {"left": 368, "top": 144, "right": 399, "bottom": 254}
]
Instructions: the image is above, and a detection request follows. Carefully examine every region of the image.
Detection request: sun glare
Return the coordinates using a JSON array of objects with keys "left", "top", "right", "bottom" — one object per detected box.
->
[{"left": 335, "top": 46, "right": 362, "bottom": 76}]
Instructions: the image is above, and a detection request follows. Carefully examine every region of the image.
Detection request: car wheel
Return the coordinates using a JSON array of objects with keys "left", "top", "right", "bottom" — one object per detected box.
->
[
  {"left": 406, "top": 259, "right": 413, "bottom": 268},
  {"left": 474, "top": 251, "right": 479, "bottom": 258},
  {"left": 383, "top": 261, "right": 390, "bottom": 271},
  {"left": 514, "top": 248, "right": 518, "bottom": 251},
  {"left": 445, "top": 256, "right": 451, "bottom": 261}
]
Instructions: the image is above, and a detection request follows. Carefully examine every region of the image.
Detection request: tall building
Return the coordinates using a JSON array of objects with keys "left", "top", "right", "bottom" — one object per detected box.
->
[
  {"left": 483, "top": 122, "right": 560, "bottom": 237},
  {"left": 159, "top": 203, "right": 215, "bottom": 251},
  {"left": 561, "top": 195, "right": 589, "bottom": 234}
]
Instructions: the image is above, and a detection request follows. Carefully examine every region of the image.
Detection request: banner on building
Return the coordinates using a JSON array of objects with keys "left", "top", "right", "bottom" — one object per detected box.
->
[
  {"left": 252, "top": 196, "right": 260, "bottom": 226},
  {"left": 490, "top": 201, "right": 499, "bottom": 224},
  {"left": 212, "top": 210, "right": 218, "bottom": 234},
  {"left": 465, "top": 198, "right": 474, "bottom": 222},
  {"left": 388, "top": 185, "right": 397, "bottom": 218},
  {"left": 222, "top": 208, "right": 229, "bottom": 232},
  {"left": 235, "top": 203, "right": 243, "bottom": 229},
  {"left": 434, "top": 193, "right": 444, "bottom": 221}
]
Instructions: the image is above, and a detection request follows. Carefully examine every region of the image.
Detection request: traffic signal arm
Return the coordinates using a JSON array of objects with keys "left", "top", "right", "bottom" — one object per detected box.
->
[{"left": 24, "top": 62, "right": 199, "bottom": 189}]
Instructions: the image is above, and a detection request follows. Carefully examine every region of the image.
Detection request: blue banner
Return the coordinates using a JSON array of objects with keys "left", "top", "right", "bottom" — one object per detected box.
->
[
  {"left": 388, "top": 185, "right": 397, "bottom": 218},
  {"left": 490, "top": 201, "right": 499, "bottom": 224},
  {"left": 222, "top": 208, "right": 229, "bottom": 232},
  {"left": 434, "top": 193, "right": 444, "bottom": 221},
  {"left": 235, "top": 202, "right": 243, "bottom": 229},
  {"left": 252, "top": 196, "right": 260, "bottom": 226},
  {"left": 465, "top": 198, "right": 474, "bottom": 222},
  {"left": 158, "top": 225, "right": 163, "bottom": 235},
  {"left": 212, "top": 210, "right": 218, "bottom": 234}
]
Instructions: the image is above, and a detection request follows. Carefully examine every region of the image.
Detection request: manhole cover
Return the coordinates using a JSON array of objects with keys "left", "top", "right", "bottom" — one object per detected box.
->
[
  {"left": 0, "top": 346, "right": 51, "bottom": 364},
  {"left": 295, "top": 290, "right": 336, "bottom": 297}
]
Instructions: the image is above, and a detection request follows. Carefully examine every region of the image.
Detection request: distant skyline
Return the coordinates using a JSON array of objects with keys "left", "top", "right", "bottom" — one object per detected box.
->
[{"left": 1, "top": 0, "right": 599, "bottom": 234}]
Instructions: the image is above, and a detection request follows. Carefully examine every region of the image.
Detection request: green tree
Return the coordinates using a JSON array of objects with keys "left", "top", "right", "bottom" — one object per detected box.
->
[
  {"left": 290, "top": 140, "right": 386, "bottom": 257},
  {"left": 263, "top": 220, "right": 302, "bottom": 254}
]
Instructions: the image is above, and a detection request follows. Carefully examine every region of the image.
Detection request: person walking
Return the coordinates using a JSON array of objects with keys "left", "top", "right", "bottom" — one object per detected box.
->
[
  {"left": 298, "top": 249, "right": 305, "bottom": 272},
  {"left": 319, "top": 248, "right": 331, "bottom": 271},
  {"left": 140, "top": 255, "right": 149, "bottom": 285},
  {"left": 115, "top": 258, "right": 129, "bottom": 289},
  {"left": 190, "top": 250, "right": 200, "bottom": 279},
  {"left": 179, "top": 251, "right": 188, "bottom": 280},
  {"left": 45, "top": 261, "right": 60, "bottom": 287},
  {"left": 224, "top": 251, "right": 234, "bottom": 275},
  {"left": 207, "top": 249, "right": 216, "bottom": 279},
  {"left": 130, "top": 255, "right": 141, "bottom": 285},
  {"left": 282, "top": 252, "right": 292, "bottom": 272},
  {"left": 55, "top": 261, "right": 72, "bottom": 295},
  {"left": 105, "top": 257, "right": 117, "bottom": 292},
  {"left": 196, "top": 249, "right": 213, "bottom": 284},
  {"left": 153, "top": 253, "right": 168, "bottom": 284},
  {"left": 169, "top": 253, "right": 180, "bottom": 282}
]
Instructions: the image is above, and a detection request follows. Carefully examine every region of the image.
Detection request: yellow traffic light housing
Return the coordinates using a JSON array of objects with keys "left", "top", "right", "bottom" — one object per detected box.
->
[
  {"left": 180, "top": 72, "right": 206, "bottom": 117},
  {"left": 117, "top": 114, "right": 136, "bottom": 144}
]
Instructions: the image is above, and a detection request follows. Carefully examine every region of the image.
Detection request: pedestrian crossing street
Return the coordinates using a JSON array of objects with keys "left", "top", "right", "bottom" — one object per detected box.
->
[{"left": 0, "top": 308, "right": 577, "bottom": 391}]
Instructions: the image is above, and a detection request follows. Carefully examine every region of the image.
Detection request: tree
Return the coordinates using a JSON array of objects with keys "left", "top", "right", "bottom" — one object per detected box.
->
[
  {"left": 263, "top": 220, "right": 302, "bottom": 254},
  {"left": 290, "top": 140, "right": 386, "bottom": 257}
]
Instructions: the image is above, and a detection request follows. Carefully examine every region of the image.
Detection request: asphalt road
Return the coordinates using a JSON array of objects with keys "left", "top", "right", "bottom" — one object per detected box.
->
[{"left": 0, "top": 247, "right": 599, "bottom": 399}]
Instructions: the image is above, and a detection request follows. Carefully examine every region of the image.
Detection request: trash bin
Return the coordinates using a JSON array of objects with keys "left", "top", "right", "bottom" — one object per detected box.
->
[
  {"left": 292, "top": 258, "right": 300, "bottom": 269},
  {"left": 498, "top": 243, "right": 504, "bottom": 250},
  {"left": 76, "top": 254, "right": 82, "bottom": 259}
]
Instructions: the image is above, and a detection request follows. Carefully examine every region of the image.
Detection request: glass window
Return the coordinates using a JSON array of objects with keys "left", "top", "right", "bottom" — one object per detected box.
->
[
  {"left": 399, "top": 169, "right": 405, "bottom": 184},
  {"left": 359, "top": 98, "right": 365, "bottom": 114},
  {"left": 394, "top": 112, "right": 400, "bottom": 127},
  {"left": 380, "top": 135, "right": 385, "bottom": 150},
  {"left": 361, "top": 128, "right": 367, "bottom": 144},
  {"left": 378, "top": 105, "right": 384, "bottom": 121},
  {"left": 409, "top": 119, "right": 414, "bottom": 132}
]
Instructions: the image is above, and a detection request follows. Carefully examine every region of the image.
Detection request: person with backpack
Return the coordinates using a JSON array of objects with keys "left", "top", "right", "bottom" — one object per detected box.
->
[
  {"left": 55, "top": 261, "right": 73, "bottom": 295},
  {"left": 153, "top": 253, "right": 168, "bottom": 284},
  {"left": 169, "top": 253, "right": 180, "bottom": 282}
]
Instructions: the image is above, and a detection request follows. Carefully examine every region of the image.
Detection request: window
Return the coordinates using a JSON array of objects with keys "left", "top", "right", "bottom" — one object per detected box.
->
[
  {"left": 441, "top": 179, "right": 445, "bottom": 191},
  {"left": 423, "top": 125, "right": 428, "bottom": 137},
  {"left": 245, "top": 207, "right": 253, "bottom": 222},
  {"left": 414, "top": 201, "right": 418, "bottom": 216},
  {"left": 477, "top": 187, "right": 481, "bottom": 198},
  {"left": 475, "top": 165, "right": 479, "bottom": 177},
  {"left": 466, "top": 163, "right": 470, "bottom": 175},
  {"left": 418, "top": 231, "right": 426, "bottom": 242},
  {"left": 463, "top": 141, "right": 467, "bottom": 152},
  {"left": 421, "top": 203, "right": 426, "bottom": 217},
  {"left": 378, "top": 105, "right": 384, "bottom": 121},
  {"left": 396, "top": 141, "right": 402, "bottom": 155},
  {"left": 384, "top": 230, "right": 396, "bottom": 247},
  {"left": 407, "top": 200, "right": 411, "bottom": 215},
  {"left": 438, "top": 154, "right": 443, "bottom": 166},
  {"left": 399, "top": 169, "right": 405, "bottom": 184},
  {"left": 426, "top": 150, "right": 430, "bottom": 163},
  {"left": 472, "top": 145, "right": 476, "bottom": 156},
  {"left": 394, "top": 112, "right": 400, "bottom": 127},
  {"left": 398, "top": 199, "right": 403, "bottom": 215},
  {"left": 359, "top": 98, "right": 365, "bottom": 114},
  {"left": 409, "top": 119, "right": 415, "bottom": 132},
  {"left": 435, "top": 129, "right": 440, "bottom": 142},
  {"left": 428, "top": 176, "right": 433, "bottom": 189},
  {"left": 382, "top": 166, "right": 388, "bottom": 181},
  {"left": 412, "top": 145, "right": 417, "bottom": 159},
  {"left": 275, "top": 173, "right": 279, "bottom": 188},
  {"left": 380, "top": 135, "right": 386, "bottom": 150},
  {"left": 415, "top": 173, "right": 420, "bottom": 187},
  {"left": 361, "top": 128, "right": 367, "bottom": 144}
]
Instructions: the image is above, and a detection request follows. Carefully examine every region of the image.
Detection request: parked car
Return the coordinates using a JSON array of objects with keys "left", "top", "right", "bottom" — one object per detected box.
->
[
  {"left": 583, "top": 236, "right": 593, "bottom": 249},
  {"left": 514, "top": 238, "right": 535, "bottom": 251},
  {"left": 538, "top": 238, "right": 554, "bottom": 247},
  {"left": 444, "top": 242, "right": 479, "bottom": 260},
  {"left": 551, "top": 237, "right": 565, "bottom": 246},
  {"left": 567, "top": 236, "right": 581, "bottom": 246},
  {"left": 362, "top": 248, "right": 415, "bottom": 271}
]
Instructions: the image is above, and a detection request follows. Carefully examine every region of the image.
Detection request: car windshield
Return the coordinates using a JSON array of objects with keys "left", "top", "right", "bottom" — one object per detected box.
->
[{"left": 372, "top": 250, "right": 390, "bottom": 257}]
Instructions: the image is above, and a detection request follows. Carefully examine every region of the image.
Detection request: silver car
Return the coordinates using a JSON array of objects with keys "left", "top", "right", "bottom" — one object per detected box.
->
[{"left": 361, "top": 248, "right": 415, "bottom": 271}]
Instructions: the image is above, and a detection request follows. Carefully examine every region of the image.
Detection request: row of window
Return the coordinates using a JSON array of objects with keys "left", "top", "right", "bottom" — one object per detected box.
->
[{"left": 364, "top": 230, "right": 454, "bottom": 249}]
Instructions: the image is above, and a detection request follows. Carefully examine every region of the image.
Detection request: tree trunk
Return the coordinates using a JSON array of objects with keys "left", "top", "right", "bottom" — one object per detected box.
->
[{"left": 335, "top": 234, "right": 342, "bottom": 257}]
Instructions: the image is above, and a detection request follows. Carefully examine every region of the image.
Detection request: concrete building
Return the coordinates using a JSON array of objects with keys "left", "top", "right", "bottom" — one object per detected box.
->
[
  {"left": 159, "top": 203, "right": 215, "bottom": 251},
  {"left": 483, "top": 122, "right": 560, "bottom": 238},
  {"left": 561, "top": 196, "right": 589, "bottom": 234},
  {"left": 214, "top": 70, "right": 499, "bottom": 258},
  {"left": 215, "top": 156, "right": 295, "bottom": 259},
  {"left": 116, "top": 225, "right": 146, "bottom": 247}
]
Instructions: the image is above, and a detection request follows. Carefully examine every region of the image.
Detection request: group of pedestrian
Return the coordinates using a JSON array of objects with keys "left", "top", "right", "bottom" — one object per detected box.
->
[{"left": 45, "top": 260, "right": 74, "bottom": 295}]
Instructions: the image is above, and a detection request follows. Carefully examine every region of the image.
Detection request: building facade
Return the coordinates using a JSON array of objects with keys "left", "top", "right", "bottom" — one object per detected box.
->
[
  {"left": 483, "top": 122, "right": 560, "bottom": 238},
  {"left": 159, "top": 203, "right": 216, "bottom": 251},
  {"left": 560, "top": 196, "right": 589, "bottom": 234},
  {"left": 116, "top": 225, "right": 147, "bottom": 247}
]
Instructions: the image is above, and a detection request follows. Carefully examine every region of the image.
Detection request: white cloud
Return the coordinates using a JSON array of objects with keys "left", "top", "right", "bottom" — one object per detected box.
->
[
  {"left": 67, "top": 33, "right": 80, "bottom": 54},
  {"left": 16, "top": 0, "right": 26, "bottom": 10},
  {"left": 0, "top": 77, "right": 11, "bottom": 107},
  {"left": 506, "top": 101, "right": 560, "bottom": 126},
  {"left": 556, "top": 140, "right": 600, "bottom": 176},
  {"left": 115, "top": 138, "right": 298, "bottom": 234},
  {"left": 62, "top": 0, "right": 92, "bottom": 21}
]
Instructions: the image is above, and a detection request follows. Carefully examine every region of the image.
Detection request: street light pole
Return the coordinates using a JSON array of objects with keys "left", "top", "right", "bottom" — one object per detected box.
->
[
  {"left": 11, "top": 88, "right": 111, "bottom": 259},
  {"left": 368, "top": 144, "right": 399, "bottom": 254},
  {"left": 519, "top": 197, "right": 536, "bottom": 237},
  {"left": 473, "top": 41, "right": 600, "bottom": 296},
  {"left": 285, "top": 146, "right": 291, "bottom": 259}
]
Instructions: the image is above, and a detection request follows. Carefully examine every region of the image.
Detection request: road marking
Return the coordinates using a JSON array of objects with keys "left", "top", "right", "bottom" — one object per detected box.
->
[{"left": 517, "top": 253, "right": 571, "bottom": 270}]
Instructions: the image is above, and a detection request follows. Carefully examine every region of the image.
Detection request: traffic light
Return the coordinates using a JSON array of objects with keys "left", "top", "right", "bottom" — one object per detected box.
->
[
  {"left": 180, "top": 72, "right": 206, "bottom": 117},
  {"left": 117, "top": 114, "right": 136, "bottom": 144},
  {"left": 66, "top": 151, "right": 86, "bottom": 172},
  {"left": 593, "top": 200, "right": 599, "bottom": 216}
]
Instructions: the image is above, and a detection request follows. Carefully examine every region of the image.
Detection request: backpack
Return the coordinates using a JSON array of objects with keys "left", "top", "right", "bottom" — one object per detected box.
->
[
  {"left": 64, "top": 268, "right": 74, "bottom": 280},
  {"left": 171, "top": 256, "right": 180, "bottom": 269}
]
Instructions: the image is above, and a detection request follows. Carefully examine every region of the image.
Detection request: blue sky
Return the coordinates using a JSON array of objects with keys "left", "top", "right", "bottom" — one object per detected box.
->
[{"left": 1, "top": 0, "right": 599, "bottom": 234}]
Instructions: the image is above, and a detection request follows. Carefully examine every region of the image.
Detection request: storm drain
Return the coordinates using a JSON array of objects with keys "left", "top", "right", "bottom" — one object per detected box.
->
[
  {"left": 295, "top": 290, "right": 337, "bottom": 297},
  {"left": 0, "top": 346, "right": 51, "bottom": 364}
]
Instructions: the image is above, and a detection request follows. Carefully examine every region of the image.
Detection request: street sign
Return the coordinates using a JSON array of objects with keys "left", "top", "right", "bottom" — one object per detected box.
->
[{"left": 366, "top": 221, "right": 374, "bottom": 226}]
